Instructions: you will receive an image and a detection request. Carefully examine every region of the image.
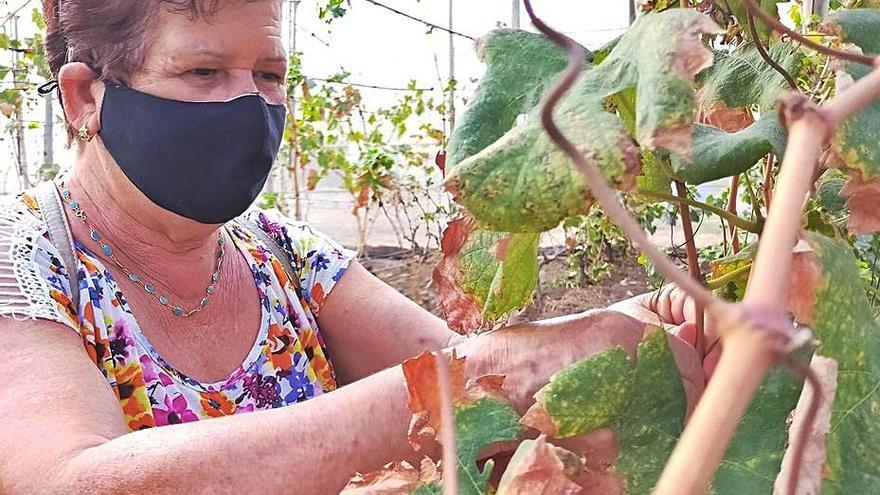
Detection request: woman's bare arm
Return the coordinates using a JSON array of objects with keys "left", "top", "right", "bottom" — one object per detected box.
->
[
  {"left": 317, "top": 261, "right": 462, "bottom": 384},
  {"left": 0, "top": 267, "right": 670, "bottom": 495},
  {"left": 0, "top": 318, "right": 425, "bottom": 495}
]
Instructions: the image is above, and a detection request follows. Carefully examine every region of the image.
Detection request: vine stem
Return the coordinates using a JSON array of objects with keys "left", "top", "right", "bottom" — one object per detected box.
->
[
  {"left": 656, "top": 64, "right": 880, "bottom": 495},
  {"left": 705, "top": 261, "right": 752, "bottom": 290},
  {"left": 522, "top": 0, "right": 880, "bottom": 493},
  {"left": 638, "top": 188, "right": 760, "bottom": 233},
  {"left": 763, "top": 154, "right": 776, "bottom": 210},
  {"left": 521, "top": 2, "right": 715, "bottom": 311},
  {"left": 674, "top": 181, "right": 706, "bottom": 358},
  {"left": 727, "top": 175, "right": 741, "bottom": 253},
  {"left": 745, "top": 11, "right": 797, "bottom": 89},
  {"left": 741, "top": 0, "right": 876, "bottom": 66},
  {"left": 435, "top": 351, "right": 457, "bottom": 495}
]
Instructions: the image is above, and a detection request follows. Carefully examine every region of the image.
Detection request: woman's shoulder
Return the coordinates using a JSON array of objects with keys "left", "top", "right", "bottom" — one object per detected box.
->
[
  {"left": 0, "top": 190, "right": 79, "bottom": 330},
  {"left": 237, "top": 208, "right": 356, "bottom": 262},
  {"left": 235, "top": 208, "right": 356, "bottom": 315}
]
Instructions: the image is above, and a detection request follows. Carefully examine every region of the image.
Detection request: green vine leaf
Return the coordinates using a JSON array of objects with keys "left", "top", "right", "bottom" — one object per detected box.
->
[
  {"left": 722, "top": 0, "right": 780, "bottom": 40},
  {"left": 522, "top": 330, "right": 687, "bottom": 493},
  {"left": 788, "top": 233, "right": 880, "bottom": 493},
  {"left": 446, "top": 29, "right": 574, "bottom": 167},
  {"left": 821, "top": 10, "right": 880, "bottom": 233},
  {"left": 433, "top": 217, "right": 540, "bottom": 333},
  {"left": 446, "top": 11, "right": 718, "bottom": 233},
  {"left": 698, "top": 41, "right": 802, "bottom": 111},
  {"left": 670, "top": 115, "right": 786, "bottom": 185},
  {"left": 522, "top": 327, "right": 801, "bottom": 494}
]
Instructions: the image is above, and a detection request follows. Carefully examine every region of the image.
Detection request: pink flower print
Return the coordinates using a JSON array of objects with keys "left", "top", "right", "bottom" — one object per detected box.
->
[
  {"left": 154, "top": 394, "right": 199, "bottom": 426},
  {"left": 140, "top": 354, "right": 160, "bottom": 383}
]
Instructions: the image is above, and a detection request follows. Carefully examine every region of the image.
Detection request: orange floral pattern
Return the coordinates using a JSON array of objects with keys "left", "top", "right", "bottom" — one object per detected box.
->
[{"left": 22, "top": 193, "right": 354, "bottom": 431}]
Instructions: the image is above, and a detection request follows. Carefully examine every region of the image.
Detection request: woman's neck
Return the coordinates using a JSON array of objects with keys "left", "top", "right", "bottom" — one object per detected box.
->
[{"left": 66, "top": 142, "right": 226, "bottom": 302}]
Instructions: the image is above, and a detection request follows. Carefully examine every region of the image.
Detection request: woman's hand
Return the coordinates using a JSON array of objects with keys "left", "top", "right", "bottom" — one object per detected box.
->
[
  {"left": 457, "top": 308, "right": 668, "bottom": 413},
  {"left": 609, "top": 285, "right": 722, "bottom": 379}
]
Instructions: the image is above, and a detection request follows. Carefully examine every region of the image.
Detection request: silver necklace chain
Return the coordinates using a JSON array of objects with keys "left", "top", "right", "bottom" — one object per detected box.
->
[{"left": 59, "top": 185, "right": 226, "bottom": 318}]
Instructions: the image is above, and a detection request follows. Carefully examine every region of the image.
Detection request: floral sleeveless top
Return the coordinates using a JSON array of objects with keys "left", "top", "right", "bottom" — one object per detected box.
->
[{"left": 6, "top": 191, "right": 354, "bottom": 430}]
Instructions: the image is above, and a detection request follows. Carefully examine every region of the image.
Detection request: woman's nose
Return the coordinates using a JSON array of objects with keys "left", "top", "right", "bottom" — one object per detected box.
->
[{"left": 228, "top": 69, "right": 260, "bottom": 97}]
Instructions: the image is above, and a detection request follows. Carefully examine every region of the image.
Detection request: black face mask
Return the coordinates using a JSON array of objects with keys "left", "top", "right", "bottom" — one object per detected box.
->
[{"left": 99, "top": 83, "right": 287, "bottom": 224}]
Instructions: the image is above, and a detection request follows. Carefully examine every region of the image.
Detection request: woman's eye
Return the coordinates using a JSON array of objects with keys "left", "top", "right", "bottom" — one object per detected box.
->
[
  {"left": 189, "top": 68, "right": 218, "bottom": 78},
  {"left": 256, "top": 71, "right": 284, "bottom": 83}
]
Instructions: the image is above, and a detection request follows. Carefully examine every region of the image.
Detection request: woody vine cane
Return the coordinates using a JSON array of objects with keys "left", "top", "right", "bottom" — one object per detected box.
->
[{"left": 518, "top": 0, "right": 880, "bottom": 493}]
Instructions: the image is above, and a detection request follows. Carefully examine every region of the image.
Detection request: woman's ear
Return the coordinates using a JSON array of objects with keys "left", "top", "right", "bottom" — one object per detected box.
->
[{"left": 58, "top": 62, "right": 101, "bottom": 136}]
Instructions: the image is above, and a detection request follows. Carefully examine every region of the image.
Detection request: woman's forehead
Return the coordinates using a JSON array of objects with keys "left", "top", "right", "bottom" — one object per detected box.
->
[{"left": 151, "top": 1, "right": 285, "bottom": 62}]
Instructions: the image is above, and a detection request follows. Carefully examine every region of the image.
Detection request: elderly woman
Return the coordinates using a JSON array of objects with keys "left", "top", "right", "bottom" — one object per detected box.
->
[{"left": 0, "top": 1, "right": 708, "bottom": 493}]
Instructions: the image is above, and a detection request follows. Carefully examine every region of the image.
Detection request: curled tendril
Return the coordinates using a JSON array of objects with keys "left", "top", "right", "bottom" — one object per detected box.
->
[{"left": 520, "top": 2, "right": 823, "bottom": 494}]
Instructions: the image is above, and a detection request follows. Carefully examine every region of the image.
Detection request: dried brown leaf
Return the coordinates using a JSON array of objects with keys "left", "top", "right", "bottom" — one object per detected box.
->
[
  {"left": 401, "top": 350, "right": 507, "bottom": 448},
  {"left": 495, "top": 436, "right": 584, "bottom": 495},
  {"left": 696, "top": 99, "right": 755, "bottom": 133},
  {"left": 841, "top": 172, "right": 880, "bottom": 235},
  {"left": 773, "top": 356, "right": 839, "bottom": 495},
  {"left": 432, "top": 217, "right": 484, "bottom": 333},
  {"left": 342, "top": 458, "right": 441, "bottom": 495}
]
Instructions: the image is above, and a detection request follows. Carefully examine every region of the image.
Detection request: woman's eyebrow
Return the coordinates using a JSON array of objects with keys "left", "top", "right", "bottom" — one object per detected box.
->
[
  {"left": 169, "top": 48, "right": 231, "bottom": 63},
  {"left": 258, "top": 56, "right": 287, "bottom": 65}
]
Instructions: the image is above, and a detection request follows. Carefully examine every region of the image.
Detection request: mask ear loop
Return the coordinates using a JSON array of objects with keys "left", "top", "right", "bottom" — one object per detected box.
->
[{"left": 36, "top": 45, "right": 103, "bottom": 136}]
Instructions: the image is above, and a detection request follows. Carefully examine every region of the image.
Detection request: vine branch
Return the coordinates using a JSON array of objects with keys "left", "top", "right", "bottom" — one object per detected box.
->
[
  {"left": 518, "top": 1, "right": 880, "bottom": 493},
  {"left": 742, "top": 0, "right": 877, "bottom": 66},
  {"left": 727, "top": 175, "right": 741, "bottom": 253},
  {"left": 745, "top": 11, "right": 797, "bottom": 89},
  {"left": 638, "top": 188, "right": 761, "bottom": 233},
  {"left": 675, "top": 181, "right": 706, "bottom": 357}
]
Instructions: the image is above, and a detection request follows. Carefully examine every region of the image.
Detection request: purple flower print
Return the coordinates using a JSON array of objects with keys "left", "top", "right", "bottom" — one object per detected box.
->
[
  {"left": 154, "top": 394, "right": 199, "bottom": 426},
  {"left": 243, "top": 373, "right": 282, "bottom": 408}
]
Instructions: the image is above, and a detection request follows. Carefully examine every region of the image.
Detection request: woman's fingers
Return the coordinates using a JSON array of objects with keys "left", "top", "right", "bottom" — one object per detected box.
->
[{"left": 669, "top": 322, "right": 721, "bottom": 381}]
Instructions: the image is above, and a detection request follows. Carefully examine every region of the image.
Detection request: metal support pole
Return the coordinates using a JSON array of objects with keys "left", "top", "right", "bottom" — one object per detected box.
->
[
  {"left": 512, "top": 0, "right": 520, "bottom": 29},
  {"left": 448, "top": 0, "right": 456, "bottom": 131},
  {"left": 288, "top": 0, "right": 303, "bottom": 220}
]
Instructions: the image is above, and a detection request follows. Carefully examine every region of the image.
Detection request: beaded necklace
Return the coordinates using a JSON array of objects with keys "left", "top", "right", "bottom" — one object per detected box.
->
[{"left": 59, "top": 185, "right": 226, "bottom": 318}]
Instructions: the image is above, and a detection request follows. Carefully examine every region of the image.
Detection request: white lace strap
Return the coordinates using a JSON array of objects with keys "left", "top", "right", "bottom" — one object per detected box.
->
[{"left": 34, "top": 181, "right": 79, "bottom": 311}]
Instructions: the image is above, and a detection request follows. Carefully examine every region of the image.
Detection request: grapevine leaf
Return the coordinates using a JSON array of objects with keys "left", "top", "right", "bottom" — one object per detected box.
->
[
  {"left": 711, "top": 369, "right": 802, "bottom": 493},
  {"left": 522, "top": 330, "right": 687, "bottom": 493},
  {"left": 433, "top": 216, "right": 539, "bottom": 333},
  {"left": 786, "top": 233, "right": 880, "bottom": 493},
  {"left": 402, "top": 351, "right": 524, "bottom": 495},
  {"left": 822, "top": 10, "right": 880, "bottom": 233},
  {"left": 446, "top": 29, "right": 573, "bottom": 167},
  {"left": 446, "top": 11, "right": 718, "bottom": 233},
  {"left": 698, "top": 41, "right": 802, "bottom": 111},
  {"left": 697, "top": 100, "right": 755, "bottom": 132},
  {"left": 840, "top": 174, "right": 880, "bottom": 235},
  {"left": 495, "top": 436, "right": 583, "bottom": 495},
  {"left": 816, "top": 173, "right": 848, "bottom": 216},
  {"left": 342, "top": 459, "right": 441, "bottom": 495},
  {"left": 670, "top": 115, "right": 787, "bottom": 185},
  {"left": 522, "top": 327, "right": 800, "bottom": 493},
  {"left": 709, "top": 244, "right": 756, "bottom": 300},
  {"left": 637, "top": 149, "right": 674, "bottom": 195},
  {"left": 723, "top": 0, "right": 780, "bottom": 40}
]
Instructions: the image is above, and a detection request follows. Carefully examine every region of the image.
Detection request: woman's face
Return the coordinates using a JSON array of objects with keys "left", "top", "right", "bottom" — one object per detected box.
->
[{"left": 128, "top": 0, "right": 287, "bottom": 105}]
